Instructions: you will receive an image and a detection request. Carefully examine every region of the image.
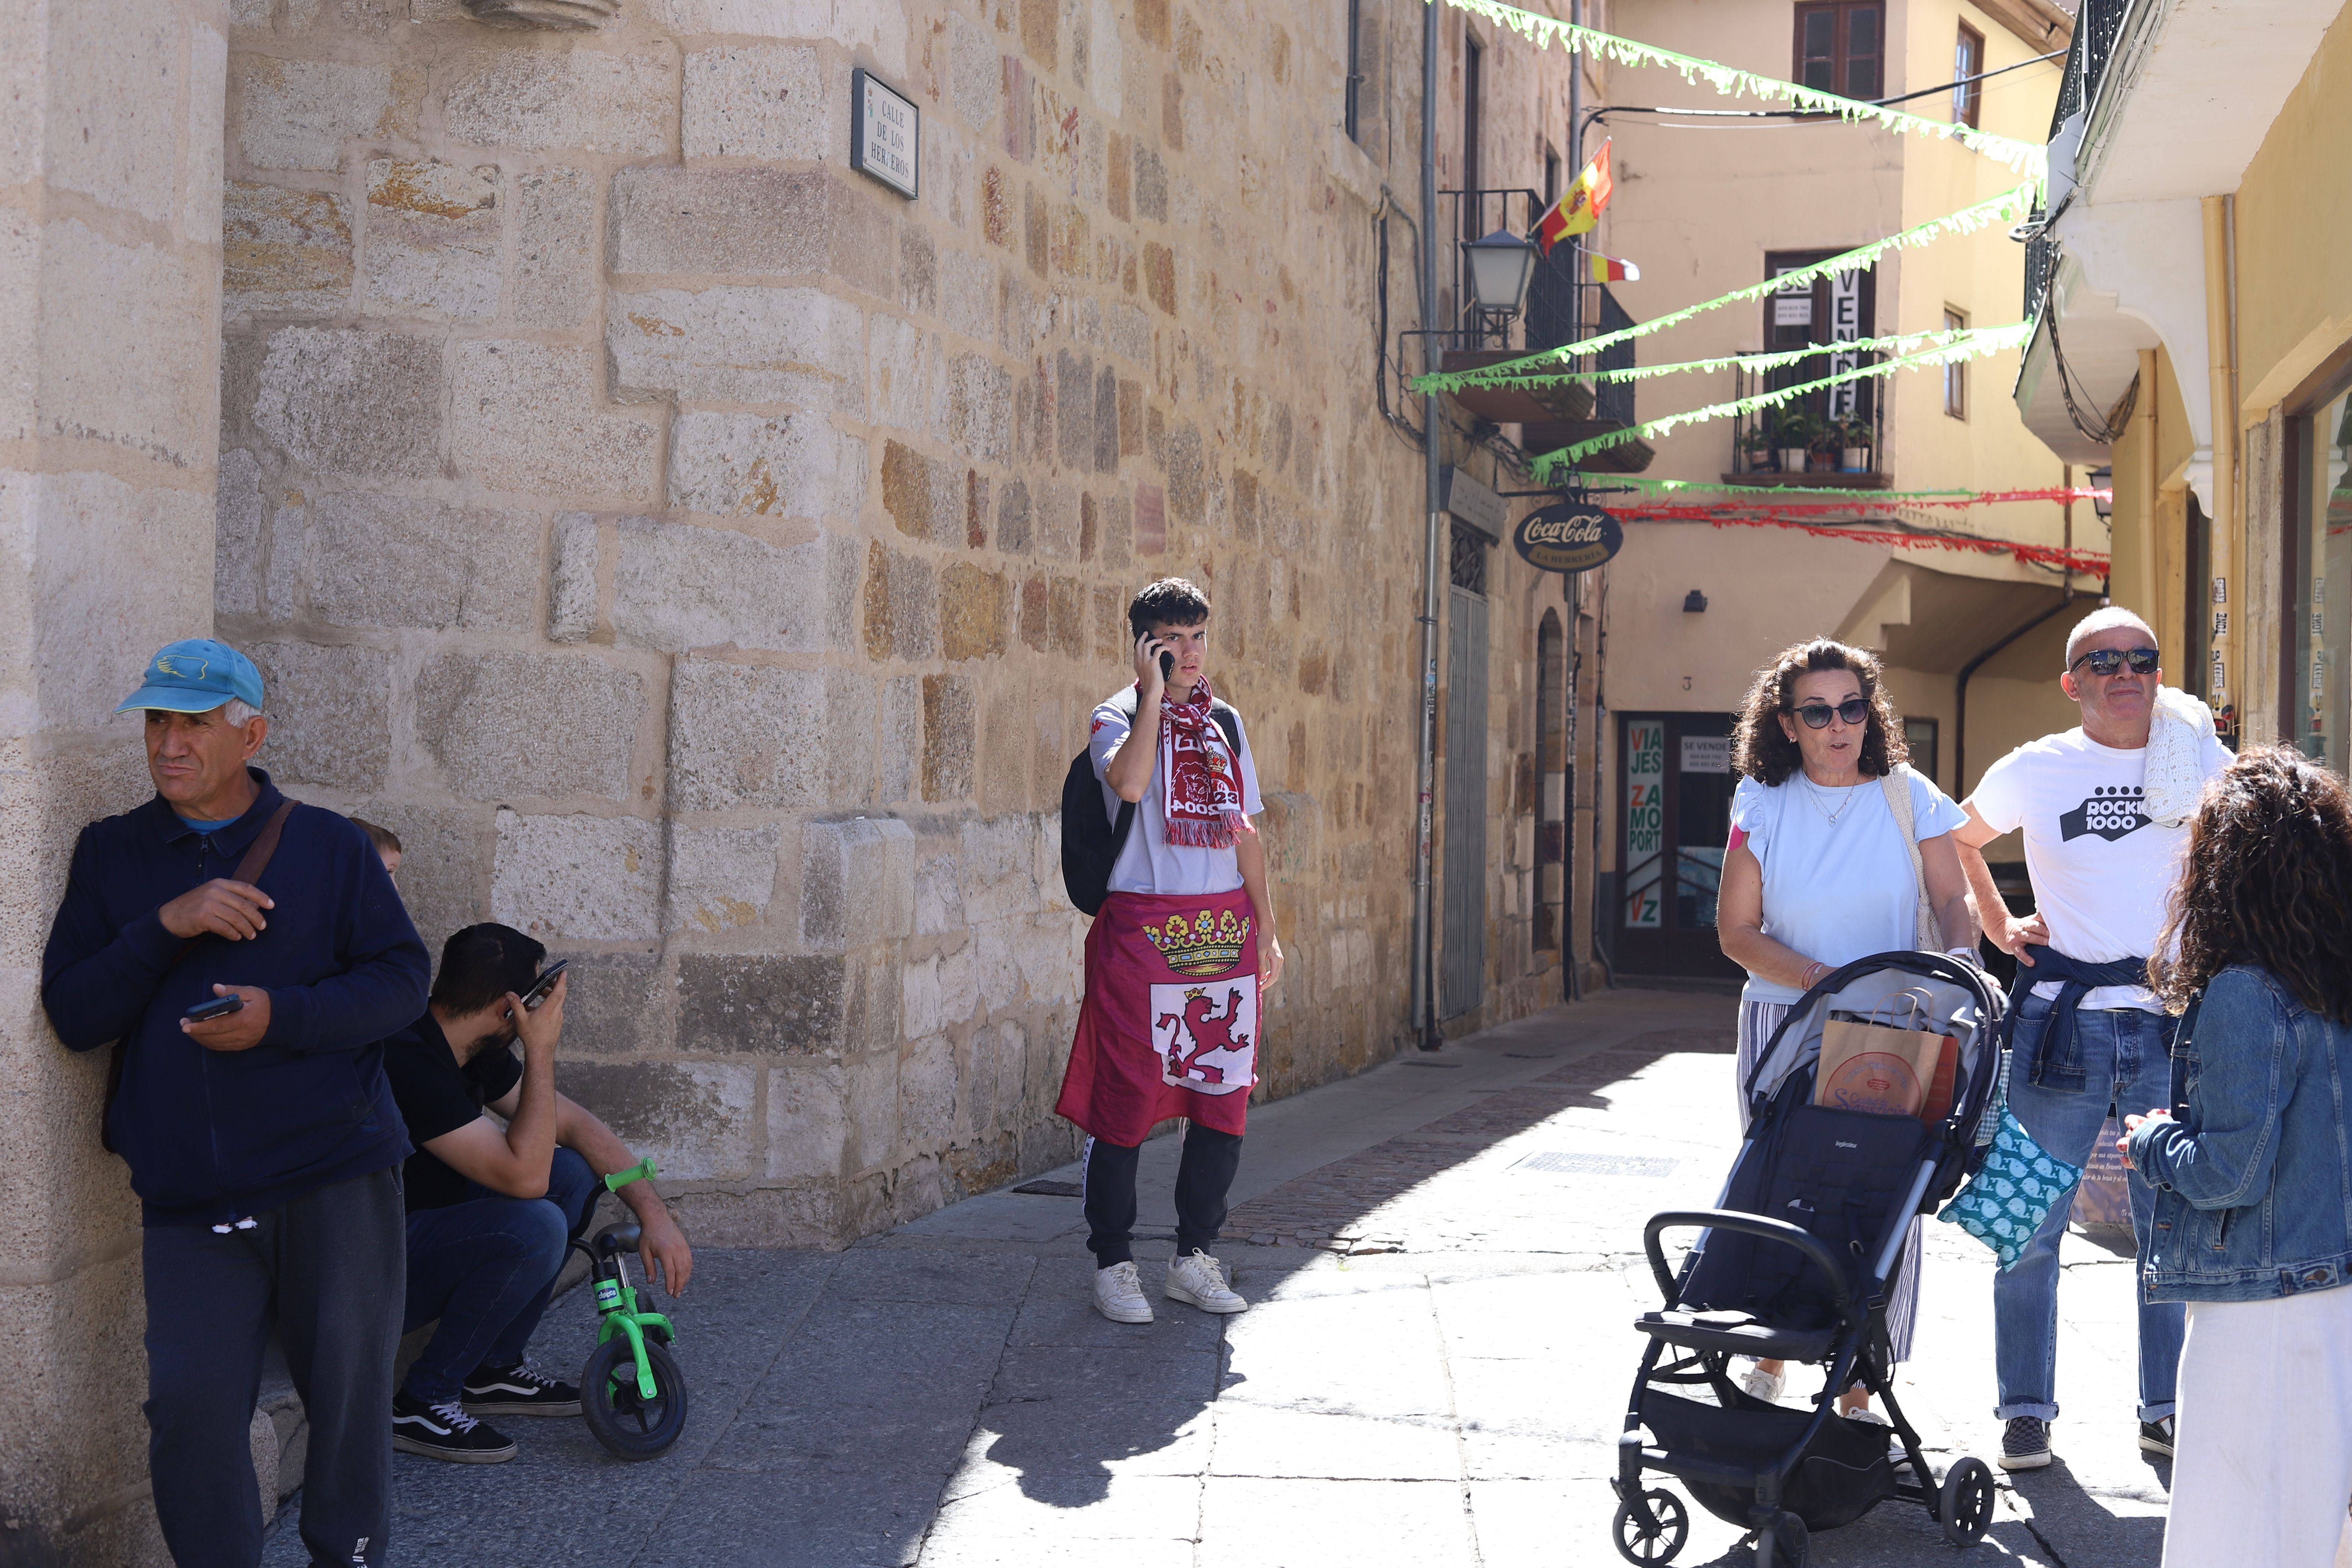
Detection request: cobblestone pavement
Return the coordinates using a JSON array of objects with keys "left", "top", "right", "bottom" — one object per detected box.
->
[{"left": 267, "top": 989, "right": 2182, "bottom": 1566}]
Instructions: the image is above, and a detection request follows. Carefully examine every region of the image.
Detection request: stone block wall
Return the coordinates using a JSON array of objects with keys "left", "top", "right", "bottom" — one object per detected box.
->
[{"left": 209, "top": 0, "right": 1577, "bottom": 1253}]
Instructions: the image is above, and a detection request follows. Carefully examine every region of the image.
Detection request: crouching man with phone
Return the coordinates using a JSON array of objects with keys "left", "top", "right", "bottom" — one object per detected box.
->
[
  {"left": 43, "top": 640, "right": 429, "bottom": 1568},
  {"left": 381, "top": 923, "right": 692, "bottom": 1462},
  {"left": 1057, "top": 578, "right": 1286, "bottom": 1324}
]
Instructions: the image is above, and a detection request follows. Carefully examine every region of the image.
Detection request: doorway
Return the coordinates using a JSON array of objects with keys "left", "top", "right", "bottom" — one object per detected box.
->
[
  {"left": 1441, "top": 581, "right": 1490, "bottom": 1018},
  {"left": 1614, "top": 711, "right": 1741, "bottom": 979}
]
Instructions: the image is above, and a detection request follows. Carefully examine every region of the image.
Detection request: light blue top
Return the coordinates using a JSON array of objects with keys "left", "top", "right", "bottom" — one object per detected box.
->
[{"left": 1731, "top": 767, "right": 1968, "bottom": 1006}]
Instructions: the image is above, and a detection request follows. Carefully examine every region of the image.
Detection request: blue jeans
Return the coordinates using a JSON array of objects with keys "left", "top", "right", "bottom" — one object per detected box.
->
[
  {"left": 1993, "top": 999, "right": 2184, "bottom": 1423},
  {"left": 400, "top": 1147, "right": 599, "bottom": 1406}
]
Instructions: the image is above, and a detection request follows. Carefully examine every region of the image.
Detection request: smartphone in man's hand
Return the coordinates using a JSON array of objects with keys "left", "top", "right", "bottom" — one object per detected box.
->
[
  {"left": 519, "top": 959, "right": 569, "bottom": 1011},
  {"left": 184, "top": 994, "right": 245, "bottom": 1023}
]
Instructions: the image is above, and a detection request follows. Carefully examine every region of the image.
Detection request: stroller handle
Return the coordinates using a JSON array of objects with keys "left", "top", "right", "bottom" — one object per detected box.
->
[{"left": 1642, "top": 1209, "right": 1860, "bottom": 1326}]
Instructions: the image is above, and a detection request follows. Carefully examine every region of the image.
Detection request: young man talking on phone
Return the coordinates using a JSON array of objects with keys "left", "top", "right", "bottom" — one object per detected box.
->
[
  {"left": 1057, "top": 577, "right": 1286, "bottom": 1323},
  {"left": 380, "top": 923, "right": 693, "bottom": 1461}
]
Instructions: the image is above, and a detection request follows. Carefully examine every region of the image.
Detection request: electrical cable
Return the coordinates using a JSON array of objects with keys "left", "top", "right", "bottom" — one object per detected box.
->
[{"left": 2040, "top": 274, "right": 2136, "bottom": 444}]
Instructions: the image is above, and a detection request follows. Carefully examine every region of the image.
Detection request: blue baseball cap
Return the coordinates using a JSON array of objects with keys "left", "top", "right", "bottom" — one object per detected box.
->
[{"left": 115, "top": 639, "right": 266, "bottom": 716}]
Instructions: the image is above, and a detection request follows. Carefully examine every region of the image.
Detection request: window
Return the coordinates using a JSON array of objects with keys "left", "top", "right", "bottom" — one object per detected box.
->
[
  {"left": 1903, "top": 717, "right": 1940, "bottom": 786},
  {"left": 2291, "top": 379, "right": 2352, "bottom": 769},
  {"left": 1953, "top": 24, "right": 1985, "bottom": 127},
  {"left": 1344, "top": 0, "right": 1364, "bottom": 143},
  {"left": 1544, "top": 147, "right": 1561, "bottom": 208},
  {"left": 1450, "top": 521, "right": 1488, "bottom": 595},
  {"left": 1461, "top": 35, "right": 1483, "bottom": 236},
  {"left": 1943, "top": 308, "right": 1968, "bottom": 418},
  {"left": 1795, "top": 2, "right": 1883, "bottom": 101}
]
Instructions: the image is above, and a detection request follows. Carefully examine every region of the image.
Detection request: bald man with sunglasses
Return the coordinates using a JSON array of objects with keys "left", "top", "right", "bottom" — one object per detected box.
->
[{"left": 1949, "top": 606, "right": 2234, "bottom": 1475}]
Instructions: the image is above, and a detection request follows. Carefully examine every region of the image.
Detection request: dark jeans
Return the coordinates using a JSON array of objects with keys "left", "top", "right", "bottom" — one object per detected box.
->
[
  {"left": 1083, "top": 1123, "right": 1244, "bottom": 1266},
  {"left": 141, "top": 1165, "right": 404, "bottom": 1568},
  {"left": 400, "top": 1147, "right": 600, "bottom": 1406}
]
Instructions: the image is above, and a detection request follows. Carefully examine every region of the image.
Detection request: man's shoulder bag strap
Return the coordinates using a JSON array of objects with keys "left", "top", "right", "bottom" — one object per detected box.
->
[{"left": 101, "top": 798, "right": 300, "bottom": 1153}]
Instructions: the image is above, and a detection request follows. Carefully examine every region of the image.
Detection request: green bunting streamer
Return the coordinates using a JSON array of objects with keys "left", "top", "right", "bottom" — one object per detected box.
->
[
  {"left": 1527, "top": 323, "right": 2036, "bottom": 481},
  {"left": 1413, "top": 184, "right": 2039, "bottom": 395},
  {"left": 1601, "top": 476, "right": 1976, "bottom": 500},
  {"left": 1418, "top": 324, "right": 2013, "bottom": 391},
  {"left": 1430, "top": 0, "right": 2049, "bottom": 175}
]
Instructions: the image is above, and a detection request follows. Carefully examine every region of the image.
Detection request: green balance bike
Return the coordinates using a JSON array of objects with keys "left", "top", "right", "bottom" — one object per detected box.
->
[{"left": 575, "top": 1159, "right": 689, "bottom": 1460}]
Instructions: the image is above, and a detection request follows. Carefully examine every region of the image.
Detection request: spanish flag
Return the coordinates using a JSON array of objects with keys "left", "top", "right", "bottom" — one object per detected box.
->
[
  {"left": 1534, "top": 139, "right": 1612, "bottom": 255},
  {"left": 1588, "top": 251, "right": 1640, "bottom": 283}
]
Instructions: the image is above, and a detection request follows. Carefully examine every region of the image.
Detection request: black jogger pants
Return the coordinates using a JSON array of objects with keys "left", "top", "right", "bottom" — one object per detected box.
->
[{"left": 1081, "top": 1122, "right": 1244, "bottom": 1266}]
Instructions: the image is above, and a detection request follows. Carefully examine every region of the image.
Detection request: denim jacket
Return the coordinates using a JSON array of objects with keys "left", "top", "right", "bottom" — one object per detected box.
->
[{"left": 2128, "top": 965, "right": 2352, "bottom": 1304}]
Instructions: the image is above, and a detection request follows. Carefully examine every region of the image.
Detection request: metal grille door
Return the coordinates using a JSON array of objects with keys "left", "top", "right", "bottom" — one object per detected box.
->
[{"left": 1441, "top": 587, "right": 1490, "bottom": 1018}]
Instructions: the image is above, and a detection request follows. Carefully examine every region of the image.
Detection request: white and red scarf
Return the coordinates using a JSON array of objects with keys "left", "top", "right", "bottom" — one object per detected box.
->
[{"left": 1154, "top": 677, "right": 1253, "bottom": 849}]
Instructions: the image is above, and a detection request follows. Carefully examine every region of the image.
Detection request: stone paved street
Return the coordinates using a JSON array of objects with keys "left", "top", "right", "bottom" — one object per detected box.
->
[{"left": 267, "top": 989, "right": 2177, "bottom": 1567}]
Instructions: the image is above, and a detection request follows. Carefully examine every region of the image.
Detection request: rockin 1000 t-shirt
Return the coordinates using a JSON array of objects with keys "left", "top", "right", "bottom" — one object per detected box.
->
[{"left": 1968, "top": 727, "right": 2235, "bottom": 1012}]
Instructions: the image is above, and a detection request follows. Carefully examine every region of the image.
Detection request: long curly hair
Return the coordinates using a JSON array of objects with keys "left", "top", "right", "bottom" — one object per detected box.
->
[
  {"left": 2150, "top": 746, "right": 2352, "bottom": 1021},
  {"left": 1731, "top": 639, "right": 1907, "bottom": 786}
]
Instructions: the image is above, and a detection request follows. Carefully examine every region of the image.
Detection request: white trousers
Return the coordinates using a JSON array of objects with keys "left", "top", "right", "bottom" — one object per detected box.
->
[{"left": 2164, "top": 1285, "right": 2352, "bottom": 1568}]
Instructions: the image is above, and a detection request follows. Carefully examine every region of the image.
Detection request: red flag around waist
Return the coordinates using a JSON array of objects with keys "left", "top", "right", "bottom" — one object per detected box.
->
[{"left": 1056, "top": 888, "right": 1261, "bottom": 1145}]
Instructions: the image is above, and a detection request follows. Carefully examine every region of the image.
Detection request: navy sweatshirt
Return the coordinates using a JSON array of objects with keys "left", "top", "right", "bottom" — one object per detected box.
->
[{"left": 42, "top": 770, "right": 429, "bottom": 1227}]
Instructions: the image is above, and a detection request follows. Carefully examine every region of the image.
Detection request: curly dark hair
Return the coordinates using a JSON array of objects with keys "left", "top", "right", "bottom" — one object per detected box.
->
[
  {"left": 1730, "top": 638, "right": 1907, "bottom": 786},
  {"left": 2150, "top": 746, "right": 2352, "bottom": 1021}
]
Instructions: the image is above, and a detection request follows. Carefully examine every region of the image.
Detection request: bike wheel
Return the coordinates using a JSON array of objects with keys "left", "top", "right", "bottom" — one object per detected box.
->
[
  {"left": 1939, "top": 1456, "right": 1995, "bottom": 1546},
  {"left": 1610, "top": 1488, "right": 1688, "bottom": 1565},
  {"left": 580, "top": 1336, "right": 689, "bottom": 1460}
]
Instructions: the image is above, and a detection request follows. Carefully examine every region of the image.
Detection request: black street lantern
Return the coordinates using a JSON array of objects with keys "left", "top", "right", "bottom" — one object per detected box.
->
[
  {"left": 1461, "top": 227, "right": 1539, "bottom": 318},
  {"left": 2088, "top": 465, "right": 2114, "bottom": 520}
]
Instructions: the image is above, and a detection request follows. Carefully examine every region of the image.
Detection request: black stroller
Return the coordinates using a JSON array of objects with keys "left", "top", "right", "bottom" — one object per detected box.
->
[{"left": 1611, "top": 951, "right": 2005, "bottom": 1568}]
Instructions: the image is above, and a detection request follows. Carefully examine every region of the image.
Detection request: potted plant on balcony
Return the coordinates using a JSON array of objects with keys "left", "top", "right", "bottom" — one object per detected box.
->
[
  {"left": 1834, "top": 417, "right": 1873, "bottom": 474},
  {"left": 1738, "top": 424, "right": 1775, "bottom": 474},
  {"left": 1773, "top": 411, "right": 1818, "bottom": 475}
]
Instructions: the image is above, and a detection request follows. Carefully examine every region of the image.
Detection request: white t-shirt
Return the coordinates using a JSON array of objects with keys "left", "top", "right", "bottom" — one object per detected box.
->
[
  {"left": 1968, "top": 727, "right": 2234, "bottom": 1011},
  {"left": 1730, "top": 768, "right": 1968, "bottom": 1006},
  {"left": 1089, "top": 692, "right": 1265, "bottom": 897}
]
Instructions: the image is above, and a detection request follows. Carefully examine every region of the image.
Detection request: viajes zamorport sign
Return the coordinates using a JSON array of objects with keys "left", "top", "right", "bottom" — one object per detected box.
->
[{"left": 1513, "top": 501, "right": 1623, "bottom": 573}]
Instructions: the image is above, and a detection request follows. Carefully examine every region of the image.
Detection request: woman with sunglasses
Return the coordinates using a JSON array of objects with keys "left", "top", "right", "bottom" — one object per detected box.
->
[{"left": 1718, "top": 638, "right": 1979, "bottom": 1420}]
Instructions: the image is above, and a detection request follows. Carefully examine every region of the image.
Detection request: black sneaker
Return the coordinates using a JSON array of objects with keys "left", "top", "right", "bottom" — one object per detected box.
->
[
  {"left": 463, "top": 1361, "right": 582, "bottom": 1417},
  {"left": 2138, "top": 1415, "right": 2176, "bottom": 1458},
  {"left": 1998, "top": 1415, "right": 2053, "bottom": 1471},
  {"left": 392, "top": 1388, "right": 517, "bottom": 1463}
]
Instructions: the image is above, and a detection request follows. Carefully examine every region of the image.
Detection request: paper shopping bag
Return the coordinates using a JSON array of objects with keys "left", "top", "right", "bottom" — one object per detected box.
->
[{"left": 1816, "top": 1013, "right": 1949, "bottom": 1118}]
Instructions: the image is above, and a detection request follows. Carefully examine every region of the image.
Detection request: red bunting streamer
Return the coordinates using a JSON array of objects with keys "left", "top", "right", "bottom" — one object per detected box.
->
[{"left": 1622, "top": 510, "right": 2110, "bottom": 576}]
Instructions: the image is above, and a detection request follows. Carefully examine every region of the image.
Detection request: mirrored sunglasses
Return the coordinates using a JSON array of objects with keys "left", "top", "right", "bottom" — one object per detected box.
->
[
  {"left": 1790, "top": 697, "right": 1871, "bottom": 729},
  {"left": 2069, "top": 646, "right": 2159, "bottom": 677}
]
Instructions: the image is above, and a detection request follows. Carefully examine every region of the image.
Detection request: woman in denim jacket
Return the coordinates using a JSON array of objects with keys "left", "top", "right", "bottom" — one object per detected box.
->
[{"left": 2125, "top": 747, "right": 2352, "bottom": 1566}]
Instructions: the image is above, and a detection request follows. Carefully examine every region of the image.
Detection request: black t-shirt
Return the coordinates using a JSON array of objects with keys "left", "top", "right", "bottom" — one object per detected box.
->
[{"left": 380, "top": 1011, "right": 524, "bottom": 1214}]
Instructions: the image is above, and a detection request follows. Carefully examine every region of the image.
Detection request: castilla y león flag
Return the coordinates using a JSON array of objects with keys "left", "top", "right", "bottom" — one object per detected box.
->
[{"left": 1534, "top": 139, "right": 1612, "bottom": 254}]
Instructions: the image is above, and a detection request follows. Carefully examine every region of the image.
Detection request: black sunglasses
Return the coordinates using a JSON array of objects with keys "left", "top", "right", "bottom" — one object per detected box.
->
[
  {"left": 2069, "top": 646, "right": 2160, "bottom": 677},
  {"left": 1788, "top": 697, "right": 1871, "bottom": 729}
]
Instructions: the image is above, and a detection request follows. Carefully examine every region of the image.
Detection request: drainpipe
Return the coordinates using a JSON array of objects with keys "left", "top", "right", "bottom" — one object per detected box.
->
[
  {"left": 2200, "top": 194, "right": 2237, "bottom": 728},
  {"left": 1954, "top": 594, "right": 2073, "bottom": 795},
  {"left": 1409, "top": 0, "right": 1445, "bottom": 1050},
  {"left": 2136, "top": 348, "right": 2160, "bottom": 626}
]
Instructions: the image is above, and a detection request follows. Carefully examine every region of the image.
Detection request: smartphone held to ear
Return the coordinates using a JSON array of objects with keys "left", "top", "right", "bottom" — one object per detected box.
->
[
  {"left": 184, "top": 994, "right": 244, "bottom": 1023},
  {"left": 520, "top": 959, "right": 569, "bottom": 1011},
  {"left": 1159, "top": 650, "right": 1175, "bottom": 682}
]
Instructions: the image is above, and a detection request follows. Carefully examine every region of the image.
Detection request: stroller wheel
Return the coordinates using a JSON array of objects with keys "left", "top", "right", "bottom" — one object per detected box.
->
[
  {"left": 1610, "top": 1489, "right": 1688, "bottom": 1565},
  {"left": 1938, "top": 1456, "right": 1996, "bottom": 1545},
  {"left": 1753, "top": 1514, "right": 1808, "bottom": 1568}
]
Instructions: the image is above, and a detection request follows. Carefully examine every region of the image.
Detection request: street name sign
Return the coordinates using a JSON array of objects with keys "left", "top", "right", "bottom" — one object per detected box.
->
[{"left": 853, "top": 68, "right": 919, "bottom": 199}]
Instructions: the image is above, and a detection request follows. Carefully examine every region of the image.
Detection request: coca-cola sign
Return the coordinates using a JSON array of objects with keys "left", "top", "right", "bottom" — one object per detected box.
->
[{"left": 1513, "top": 501, "right": 1623, "bottom": 573}]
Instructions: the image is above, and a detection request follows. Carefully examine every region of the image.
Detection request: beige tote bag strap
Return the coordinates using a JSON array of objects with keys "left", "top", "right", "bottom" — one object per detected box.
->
[{"left": 1878, "top": 764, "right": 1939, "bottom": 950}]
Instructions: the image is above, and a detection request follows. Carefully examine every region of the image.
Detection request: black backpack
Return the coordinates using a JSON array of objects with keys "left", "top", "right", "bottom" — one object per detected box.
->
[{"left": 1059, "top": 688, "right": 1244, "bottom": 915}]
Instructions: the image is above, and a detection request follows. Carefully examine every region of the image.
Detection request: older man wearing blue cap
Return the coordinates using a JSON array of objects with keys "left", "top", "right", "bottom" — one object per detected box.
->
[{"left": 42, "top": 639, "right": 428, "bottom": 1568}]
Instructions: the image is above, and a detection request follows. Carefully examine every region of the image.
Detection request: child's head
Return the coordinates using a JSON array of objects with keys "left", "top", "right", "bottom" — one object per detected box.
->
[{"left": 352, "top": 817, "right": 403, "bottom": 879}]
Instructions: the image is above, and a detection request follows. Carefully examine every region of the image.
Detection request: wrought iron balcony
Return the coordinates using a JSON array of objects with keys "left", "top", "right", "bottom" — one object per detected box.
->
[{"left": 1726, "top": 349, "right": 1891, "bottom": 488}]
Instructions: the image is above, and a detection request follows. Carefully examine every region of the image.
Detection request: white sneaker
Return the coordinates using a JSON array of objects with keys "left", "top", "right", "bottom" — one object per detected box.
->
[
  {"left": 1740, "top": 1366, "right": 1785, "bottom": 1404},
  {"left": 1093, "top": 1260, "right": 1153, "bottom": 1323},
  {"left": 1165, "top": 1250, "right": 1249, "bottom": 1314}
]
